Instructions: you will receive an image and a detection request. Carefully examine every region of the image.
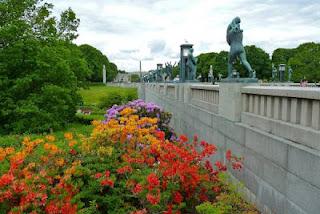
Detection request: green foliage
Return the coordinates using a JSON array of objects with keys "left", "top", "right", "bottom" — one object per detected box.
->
[
  {"left": 76, "top": 113, "right": 105, "bottom": 125},
  {"left": 0, "top": 0, "right": 91, "bottom": 134},
  {"left": 272, "top": 42, "right": 320, "bottom": 82},
  {"left": 288, "top": 42, "right": 320, "bottom": 82},
  {"left": 98, "top": 93, "right": 123, "bottom": 109},
  {"left": 197, "top": 46, "right": 271, "bottom": 80},
  {"left": 196, "top": 202, "right": 229, "bottom": 214},
  {"left": 272, "top": 48, "right": 296, "bottom": 67},
  {"left": 79, "top": 44, "right": 118, "bottom": 82},
  {"left": 236, "top": 46, "right": 271, "bottom": 80},
  {"left": 196, "top": 51, "right": 228, "bottom": 81}
]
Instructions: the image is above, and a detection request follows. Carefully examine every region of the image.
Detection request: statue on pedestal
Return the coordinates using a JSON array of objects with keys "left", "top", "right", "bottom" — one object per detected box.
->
[
  {"left": 208, "top": 65, "right": 214, "bottom": 83},
  {"left": 164, "top": 62, "right": 176, "bottom": 81},
  {"left": 226, "top": 17, "right": 254, "bottom": 78},
  {"left": 186, "top": 48, "right": 197, "bottom": 80},
  {"left": 272, "top": 64, "right": 277, "bottom": 81}
]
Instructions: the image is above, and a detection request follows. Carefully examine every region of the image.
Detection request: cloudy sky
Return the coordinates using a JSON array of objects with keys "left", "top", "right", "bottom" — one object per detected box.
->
[{"left": 49, "top": 0, "right": 320, "bottom": 72}]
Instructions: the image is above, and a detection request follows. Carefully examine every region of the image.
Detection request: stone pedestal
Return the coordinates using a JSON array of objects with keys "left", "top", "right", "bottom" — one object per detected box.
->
[{"left": 219, "top": 82, "right": 258, "bottom": 122}]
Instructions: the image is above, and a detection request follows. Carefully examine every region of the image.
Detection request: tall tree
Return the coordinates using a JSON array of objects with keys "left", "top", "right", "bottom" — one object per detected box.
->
[
  {"left": 288, "top": 42, "right": 320, "bottom": 82},
  {"left": 0, "top": 0, "right": 90, "bottom": 134},
  {"left": 79, "top": 44, "right": 118, "bottom": 82}
]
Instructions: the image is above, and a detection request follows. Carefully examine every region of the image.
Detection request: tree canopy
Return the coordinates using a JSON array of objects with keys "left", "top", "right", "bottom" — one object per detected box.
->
[
  {"left": 79, "top": 44, "right": 118, "bottom": 82},
  {"left": 0, "top": 0, "right": 91, "bottom": 133}
]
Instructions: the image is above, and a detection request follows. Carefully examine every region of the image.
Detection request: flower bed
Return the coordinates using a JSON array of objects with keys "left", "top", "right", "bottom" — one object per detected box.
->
[{"left": 0, "top": 100, "right": 257, "bottom": 213}]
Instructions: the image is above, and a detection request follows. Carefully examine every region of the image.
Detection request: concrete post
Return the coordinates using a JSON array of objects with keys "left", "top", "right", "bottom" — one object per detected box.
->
[
  {"left": 219, "top": 82, "right": 258, "bottom": 122},
  {"left": 138, "top": 83, "right": 146, "bottom": 100}
]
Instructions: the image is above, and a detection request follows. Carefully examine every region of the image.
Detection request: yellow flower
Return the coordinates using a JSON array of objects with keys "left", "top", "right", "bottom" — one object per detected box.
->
[
  {"left": 55, "top": 158, "right": 65, "bottom": 167},
  {"left": 5, "top": 147, "right": 15, "bottom": 155},
  {"left": 97, "top": 146, "right": 113, "bottom": 157},
  {"left": 27, "top": 162, "right": 36, "bottom": 169},
  {"left": 46, "top": 135, "right": 55, "bottom": 142}
]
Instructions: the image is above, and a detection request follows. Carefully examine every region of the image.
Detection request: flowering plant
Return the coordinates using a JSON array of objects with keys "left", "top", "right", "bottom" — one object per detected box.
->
[{"left": 0, "top": 100, "right": 245, "bottom": 213}]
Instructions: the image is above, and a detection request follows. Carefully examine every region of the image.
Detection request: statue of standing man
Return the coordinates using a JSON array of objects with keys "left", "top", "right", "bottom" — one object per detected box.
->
[
  {"left": 186, "top": 48, "right": 197, "bottom": 80},
  {"left": 227, "top": 17, "right": 254, "bottom": 78}
]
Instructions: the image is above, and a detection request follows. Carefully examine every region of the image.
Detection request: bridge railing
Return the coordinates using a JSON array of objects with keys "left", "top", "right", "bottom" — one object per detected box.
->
[
  {"left": 189, "top": 85, "right": 220, "bottom": 113},
  {"left": 241, "top": 86, "right": 320, "bottom": 150}
]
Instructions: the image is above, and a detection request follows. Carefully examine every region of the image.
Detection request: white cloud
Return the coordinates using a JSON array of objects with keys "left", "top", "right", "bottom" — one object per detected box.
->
[{"left": 48, "top": 0, "right": 320, "bottom": 72}]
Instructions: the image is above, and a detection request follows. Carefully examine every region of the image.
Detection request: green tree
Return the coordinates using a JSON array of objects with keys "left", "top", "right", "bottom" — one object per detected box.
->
[
  {"left": 272, "top": 48, "right": 296, "bottom": 68},
  {"left": 196, "top": 52, "right": 217, "bottom": 81},
  {"left": 0, "top": 0, "right": 90, "bottom": 134},
  {"left": 79, "top": 44, "right": 118, "bottom": 82},
  {"left": 288, "top": 42, "right": 320, "bottom": 82}
]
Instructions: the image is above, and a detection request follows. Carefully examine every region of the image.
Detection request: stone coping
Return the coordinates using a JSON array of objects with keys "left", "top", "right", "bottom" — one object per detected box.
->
[
  {"left": 241, "top": 86, "right": 320, "bottom": 100},
  {"left": 189, "top": 84, "right": 220, "bottom": 91}
]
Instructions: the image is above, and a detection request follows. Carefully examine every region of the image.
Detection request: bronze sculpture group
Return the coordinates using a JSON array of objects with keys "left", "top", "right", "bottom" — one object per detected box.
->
[{"left": 144, "top": 16, "right": 258, "bottom": 83}]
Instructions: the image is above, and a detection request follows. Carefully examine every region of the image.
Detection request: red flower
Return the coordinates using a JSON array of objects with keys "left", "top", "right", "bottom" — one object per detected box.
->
[
  {"left": 215, "top": 161, "right": 227, "bottom": 171},
  {"left": 45, "top": 202, "right": 59, "bottom": 213},
  {"left": 101, "top": 179, "right": 114, "bottom": 187},
  {"left": 179, "top": 135, "right": 188, "bottom": 143},
  {"left": 145, "top": 157, "right": 155, "bottom": 166},
  {"left": 0, "top": 173, "right": 14, "bottom": 187},
  {"left": 226, "top": 150, "right": 232, "bottom": 161},
  {"left": 193, "top": 134, "right": 198, "bottom": 142},
  {"left": 95, "top": 173, "right": 103, "bottom": 179},
  {"left": 146, "top": 193, "right": 160, "bottom": 205},
  {"left": 117, "top": 165, "right": 133, "bottom": 174},
  {"left": 105, "top": 170, "right": 110, "bottom": 177},
  {"left": 173, "top": 191, "right": 183, "bottom": 204},
  {"left": 61, "top": 202, "right": 77, "bottom": 214},
  {"left": 212, "top": 186, "right": 221, "bottom": 193},
  {"left": 69, "top": 149, "right": 77, "bottom": 155},
  {"left": 133, "top": 183, "right": 143, "bottom": 194},
  {"left": 156, "top": 131, "right": 165, "bottom": 140},
  {"left": 232, "top": 161, "right": 243, "bottom": 170},
  {"left": 147, "top": 173, "right": 160, "bottom": 191}
]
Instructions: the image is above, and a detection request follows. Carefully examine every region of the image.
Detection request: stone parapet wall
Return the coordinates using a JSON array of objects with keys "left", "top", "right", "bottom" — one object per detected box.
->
[{"left": 138, "top": 82, "right": 320, "bottom": 214}]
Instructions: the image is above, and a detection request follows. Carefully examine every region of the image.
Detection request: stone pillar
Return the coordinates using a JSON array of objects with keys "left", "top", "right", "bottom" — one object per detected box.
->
[
  {"left": 138, "top": 83, "right": 146, "bottom": 100},
  {"left": 103, "top": 65, "right": 107, "bottom": 84},
  {"left": 218, "top": 82, "right": 258, "bottom": 122},
  {"left": 183, "top": 83, "right": 192, "bottom": 104}
]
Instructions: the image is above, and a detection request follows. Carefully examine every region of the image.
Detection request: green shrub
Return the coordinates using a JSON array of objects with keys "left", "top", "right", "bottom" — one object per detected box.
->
[
  {"left": 98, "top": 92, "right": 123, "bottom": 109},
  {"left": 76, "top": 113, "right": 105, "bottom": 125},
  {"left": 124, "top": 90, "right": 138, "bottom": 103},
  {"left": 196, "top": 202, "right": 228, "bottom": 214}
]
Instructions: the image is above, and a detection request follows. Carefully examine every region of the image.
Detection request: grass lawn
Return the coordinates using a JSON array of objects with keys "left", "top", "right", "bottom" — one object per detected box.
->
[{"left": 79, "top": 84, "right": 137, "bottom": 106}]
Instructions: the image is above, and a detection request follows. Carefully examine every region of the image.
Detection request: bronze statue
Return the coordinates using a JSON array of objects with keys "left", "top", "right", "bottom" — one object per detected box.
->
[
  {"left": 186, "top": 48, "right": 197, "bottom": 80},
  {"left": 227, "top": 17, "right": 254, "bottom": 78},
  {"left": 164, "top": 62, "right": 176, "bottom": 81}
]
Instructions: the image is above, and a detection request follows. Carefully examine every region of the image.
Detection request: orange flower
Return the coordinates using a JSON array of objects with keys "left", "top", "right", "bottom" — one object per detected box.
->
[
  {"left": 55, "top": 158, "right": 65, "bottom": 167},
  {"left": 46, "top": 135, "right": 55, "bottom": 142},
  {"left": 5, "top": 147, "right": 15, "bottom": 155},
  {"left": 68, "top": 140, "right": 77, "bottom": 147},
  {"left": 64, "top": 132, "right": 73, "bottom": 140}
]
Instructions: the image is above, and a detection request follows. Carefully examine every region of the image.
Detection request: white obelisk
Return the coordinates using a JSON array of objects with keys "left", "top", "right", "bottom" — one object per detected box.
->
[{"left": 103, "top": 65, "right": 106, "bottom": 84}]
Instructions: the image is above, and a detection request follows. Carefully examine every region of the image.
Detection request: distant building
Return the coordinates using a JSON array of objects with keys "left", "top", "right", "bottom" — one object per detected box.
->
[{"left": 113, "top": 72, "right": 148, "bottom": 83}]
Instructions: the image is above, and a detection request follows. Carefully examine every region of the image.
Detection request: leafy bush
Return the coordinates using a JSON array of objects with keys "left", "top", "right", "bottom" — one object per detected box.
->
[
  {"left": 124, "top": 90, "right": 138, "bottom": 103},
  {"left": 98, "top": 92, "right": 123, "bottom": 109}
]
